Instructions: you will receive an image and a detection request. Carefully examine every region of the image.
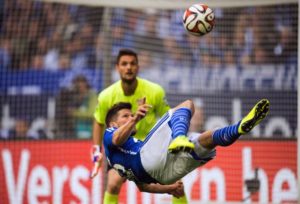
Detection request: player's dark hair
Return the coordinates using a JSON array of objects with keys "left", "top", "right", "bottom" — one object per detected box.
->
[
  {"left": 116, "top": 49, "right": 138, "bottom": 64},
  {"left": 105, "top": 102, "right": 132, "bottom": 127}
]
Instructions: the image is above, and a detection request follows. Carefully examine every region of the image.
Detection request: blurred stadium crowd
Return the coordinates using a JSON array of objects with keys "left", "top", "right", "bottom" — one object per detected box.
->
[
  {"left": 1, "top": 1, "right": 297, "bottom": 70},
  {"left": 0, "top": 0, "right": 297, "bottom": 140}
]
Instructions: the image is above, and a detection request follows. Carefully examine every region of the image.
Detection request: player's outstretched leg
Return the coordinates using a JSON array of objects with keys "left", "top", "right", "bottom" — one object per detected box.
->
[
  {"left": 212, "top": 99, "right": 270, "bottom": 147},
  {"left": 238, "top": 99, "right": 270, "bottom": 134}
]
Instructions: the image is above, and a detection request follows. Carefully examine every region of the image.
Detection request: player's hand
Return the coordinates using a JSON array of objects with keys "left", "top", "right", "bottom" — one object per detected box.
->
[
  {"left": 168, "top": 181, "right": 185, "bottom": 198},
  {"left": 90, "top": 145, "right": 103, "bottom": 179},
  {"left": 134, "top": 97, "right": 152, "bottom": 122}
]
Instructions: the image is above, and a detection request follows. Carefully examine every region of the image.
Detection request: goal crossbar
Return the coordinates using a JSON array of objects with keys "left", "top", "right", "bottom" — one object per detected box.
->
[{"left": 38, "top": 0, "right": 298, "bottom": 9}]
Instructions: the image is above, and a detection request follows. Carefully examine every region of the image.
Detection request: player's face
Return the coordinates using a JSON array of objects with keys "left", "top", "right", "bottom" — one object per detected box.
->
[
  {"left": 115, "top": 109, "right": 135, "bottom": 127},
  {"left": 116, "top": 55, "right": 139, "bottom": 83},
  {"left": 114, "top": 108, "right": 138, "bottom": 134}
]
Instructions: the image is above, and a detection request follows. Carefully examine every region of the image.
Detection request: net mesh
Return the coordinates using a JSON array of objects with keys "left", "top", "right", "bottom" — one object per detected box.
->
[{"left": 0, "top": 0, "right": 298, "bottom": 203}]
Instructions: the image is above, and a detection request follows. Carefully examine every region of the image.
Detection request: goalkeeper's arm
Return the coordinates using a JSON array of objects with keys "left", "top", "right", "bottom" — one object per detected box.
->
[
  {"left": 90, "top": 120, "right": 105, "bottom": 179},
  {"left": 93, "top": 120, "right": 104, "bottom": 147}
]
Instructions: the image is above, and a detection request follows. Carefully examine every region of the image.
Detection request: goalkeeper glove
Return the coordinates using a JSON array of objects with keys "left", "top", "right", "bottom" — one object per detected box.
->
[{"left": 90, "top": 145, "right": 102, "bottom": 179}]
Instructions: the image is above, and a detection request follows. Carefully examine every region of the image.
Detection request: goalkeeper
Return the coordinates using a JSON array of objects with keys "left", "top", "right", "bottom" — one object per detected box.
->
[
  {"left": 90, "top": 49, "right": 188, "bottom": 203},
  {"left": 102, "top": 98, "right": 269, "bottom": 192}
]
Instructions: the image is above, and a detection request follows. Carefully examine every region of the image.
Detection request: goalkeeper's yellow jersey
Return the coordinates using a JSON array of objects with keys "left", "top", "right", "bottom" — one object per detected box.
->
[{"left": 94, "top": 77, "right": 170, "bottom": 140}]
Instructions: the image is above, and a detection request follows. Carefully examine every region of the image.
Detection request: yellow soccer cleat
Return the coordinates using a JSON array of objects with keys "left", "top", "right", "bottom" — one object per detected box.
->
[
  {"left": 168, "top": 136, "right": 195, "bottom": 153},
  {"left": 238, "top": 99, "right": 270, "bottom": 134}
]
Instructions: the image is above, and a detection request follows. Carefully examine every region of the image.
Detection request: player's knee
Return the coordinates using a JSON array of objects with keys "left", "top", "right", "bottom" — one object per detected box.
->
[
  {"left": 175, "top": 99, "right": 194, "bottom": 114},
  {"left": 183, "top": 99, "right": 195, "bottom": 114}
]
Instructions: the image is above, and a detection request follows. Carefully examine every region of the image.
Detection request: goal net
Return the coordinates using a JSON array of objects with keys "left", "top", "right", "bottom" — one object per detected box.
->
[{"left": 0, "top": 0, "right": 298, "bottom": 203}]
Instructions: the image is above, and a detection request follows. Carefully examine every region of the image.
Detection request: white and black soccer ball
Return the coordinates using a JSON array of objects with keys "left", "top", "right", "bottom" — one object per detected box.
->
[{"left": 183, "top": 4, "right": 215, "bottom": 36}]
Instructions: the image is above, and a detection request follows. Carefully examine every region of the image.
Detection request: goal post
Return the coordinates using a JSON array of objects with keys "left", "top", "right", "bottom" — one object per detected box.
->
[{"left": 298, "top": 3, "right": 300, "bottom": 204}]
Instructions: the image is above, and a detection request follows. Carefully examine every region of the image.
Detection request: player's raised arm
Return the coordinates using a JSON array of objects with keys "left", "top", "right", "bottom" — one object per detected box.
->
[{"left": 111, "top": 98, "right": 152, "bottom": 146}]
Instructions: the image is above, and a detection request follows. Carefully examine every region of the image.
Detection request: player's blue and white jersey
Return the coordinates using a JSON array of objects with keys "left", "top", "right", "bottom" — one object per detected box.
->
[
  {"left": 104, "top": 110, "right": 215, "bottom": 185},
  {"left": 103, "top": 127, "right": 158, "bottom": 184}
]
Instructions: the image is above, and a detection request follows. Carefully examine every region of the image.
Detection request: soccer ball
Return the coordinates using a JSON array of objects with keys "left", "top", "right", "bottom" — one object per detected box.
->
[{"left": 183, "top": 4, "right": 215, "bottom": 36}]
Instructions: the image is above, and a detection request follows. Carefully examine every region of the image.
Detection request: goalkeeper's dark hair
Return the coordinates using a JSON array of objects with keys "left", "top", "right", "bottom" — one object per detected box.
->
[
  {"left": 105, "top": 102, "right": 132, "bottom": 127},
  {"left": 116, "top": 49, "right": 138, "bottom": 64}
]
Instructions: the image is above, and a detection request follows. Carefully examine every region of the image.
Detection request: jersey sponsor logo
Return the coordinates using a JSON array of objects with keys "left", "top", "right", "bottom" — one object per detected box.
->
[{"left": 117, "top": 147, "right": 138, "bottom": 155}]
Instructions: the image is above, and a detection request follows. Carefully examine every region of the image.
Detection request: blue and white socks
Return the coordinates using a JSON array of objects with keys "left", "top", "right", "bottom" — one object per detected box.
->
[
  {"left": 170, "top": 108, "right": 192, "bottom": 139},
  {"left": 212, "top": 121, "right": 241, "bottom": 146}
]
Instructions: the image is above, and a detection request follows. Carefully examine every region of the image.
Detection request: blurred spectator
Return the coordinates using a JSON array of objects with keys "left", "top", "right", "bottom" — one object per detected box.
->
[
  {"left": 162, "top": 37, "right": 190, "bottom": 68},
  {"left": 77, "top": 22, "right": 96, "bottom": 68},
  {"left": 199, "top": 33, "right": 222, "bottom": 67},
  {"left": 169, "top": 10, "right": 186, "bottom": 41},
  {"left": 1, "top": 117, "right": 48, "bottom": 140},
  {"left": 111, "top": 23, "right": 134, "bottom": 57},
  {"left": 156, "top": 10, "right": 171, "bottom": 39},
  {"left": 274, "top": 26, "right": 297, "bottom": 64},
  {"left": 35, "top": 36, "right": 48, "bottom": 56},
  {"left": 0, "top": 0, "right": 3, "bottom": 31},
  {"left": 0, "top": 0, "right": 297, "bottom": 93},
  {"left": 58, "top": 53, "right": 71, "bottom": 70},
  {"left": 30, "top": 54, "right": 44, "bottom": 70},
  {"left": 42, "top": 3, "right": 57, "bottom": 33},
  {"left": 55, "top": 74, "right": 97, "bottom": 139},
  {"left": 190, "top": 98, "right": 205, "bottom": 132},
  {"left": 135, "top": 13, "right": 163, "bottom": 54},
  {"left": 232, "top": 9, "right": 254, "bottom": 65},
  {"left": 252, "top": 8, "right": 279, "bottom": 64},
  {"left": 9, "top": 117, "right": 30, "bottom": 139},
  {"left": 95, "top": 32, "right": 105, "bottom": 66},
  {"left": 216, "top": 34, "right": 235, "bottom": 65},
  {"left": 223, "top": 50, "right": 235, "bottom": 65},
  {"left": 55, "top": 87, "right": 76, "bottom": 138},
  {"left": 63, "top": 33, "right": 90, "bottom": 70},
  {"left": 138, "top": 49, "right": 162, "bottom": 84},
  {"left": 0, "top": 38, "right": 12, "bottom": 70},
  {"left": 69, "top": 75, "right": 97, "bottom": 139},
  {"left": 44, "top": 30, "right": 61, "bottom": 71},
  {"left": 0, "top": 111, "right": 14, "bottom": 140},
  {"left": 27, "top": 117, "right": 48, "bottom": 139},
  {"left": 55, "top": 5, "right": 78, "bottom": 41},
  {"left": 125, "top": 9, "right": 141, "bottom": 39},
  {"left": 110, "top": 8, "right": 131, "bottom": 57},
  {"left": 185, "top": 34, "right": 202, "bottom": 68},
  {"left": 27, "top": 19, "right": 43, "bottom": 49}
]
